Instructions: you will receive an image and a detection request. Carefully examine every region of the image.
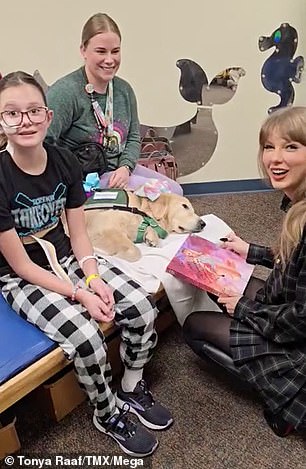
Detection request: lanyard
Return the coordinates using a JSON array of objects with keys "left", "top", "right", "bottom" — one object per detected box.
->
[{"left": 86, "top": 81, "right": 114, "bottom": 144}]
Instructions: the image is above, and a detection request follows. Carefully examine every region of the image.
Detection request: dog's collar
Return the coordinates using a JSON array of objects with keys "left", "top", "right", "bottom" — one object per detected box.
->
[{"left": 135, "top": 216, "right": 168, "bottom": 243}]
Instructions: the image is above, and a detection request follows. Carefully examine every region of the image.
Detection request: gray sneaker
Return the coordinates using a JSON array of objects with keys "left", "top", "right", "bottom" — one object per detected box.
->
[
  {"left": 93, "top": 403, "right": 158, "bottom": 457},
  {"left": 116, "top": 380, "right": 174, "bottom": 430}
]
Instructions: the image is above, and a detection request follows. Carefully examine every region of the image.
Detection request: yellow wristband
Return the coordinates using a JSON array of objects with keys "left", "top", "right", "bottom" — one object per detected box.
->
[{"left": 85, "top": 273, "right": 100, "bottom": 287}]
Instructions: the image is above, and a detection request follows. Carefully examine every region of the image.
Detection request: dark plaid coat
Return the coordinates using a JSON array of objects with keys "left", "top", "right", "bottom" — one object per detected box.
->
[{"left": 230, "top": 199, "right": 306, "bottom": 428}]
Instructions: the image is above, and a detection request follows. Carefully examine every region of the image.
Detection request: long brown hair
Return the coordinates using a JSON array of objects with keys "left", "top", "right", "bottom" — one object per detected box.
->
[
  {"left": 0, "top": 71, "right": 47, "bottom": 148},
  {"left": 257, "top": 106, "right": 306, "bottom": 267},
  {"left": 81, "top": 13, "right": 121, "bottom": 48}
]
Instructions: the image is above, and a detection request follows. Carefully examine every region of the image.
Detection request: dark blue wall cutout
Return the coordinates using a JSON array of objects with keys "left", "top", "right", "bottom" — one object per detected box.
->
[{"left": 259, "top": 22, "right": 304, "bottom": 113}]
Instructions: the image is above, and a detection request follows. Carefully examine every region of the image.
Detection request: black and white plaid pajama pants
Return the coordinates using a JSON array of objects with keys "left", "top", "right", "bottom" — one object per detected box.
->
[{"left": 0, "top": 254, "right": 158, "bottom": 420}]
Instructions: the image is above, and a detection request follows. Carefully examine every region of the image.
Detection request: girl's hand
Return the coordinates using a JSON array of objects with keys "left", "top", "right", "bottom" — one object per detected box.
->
[
  {"left": 89, "top": 277, "right": 115, "bottom": 307},
  {"left": 218, "top": 294, "right": 242, "bottom": 316},
  {"left": 76, "top": 288, "right": 115, "bottom": 323},
  {"left": 220, "top": 231, "right": 249, "bottom": 259},
  {"left": 108, "top": 166, "right": 130, "bottom": 189}
]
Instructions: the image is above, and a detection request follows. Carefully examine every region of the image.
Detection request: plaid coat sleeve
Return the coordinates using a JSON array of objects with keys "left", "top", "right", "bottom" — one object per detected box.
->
[
  {"left": 234, "top": 234, "right": 306, "bottom": 344},
  {"left": 247, "top": 243, "right": 274, "bottom": 268}
]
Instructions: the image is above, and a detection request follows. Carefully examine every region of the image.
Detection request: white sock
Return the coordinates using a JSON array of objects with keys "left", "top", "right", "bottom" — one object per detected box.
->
[{"left": 121, "top": 368, "right": 143, "bottom": 392}]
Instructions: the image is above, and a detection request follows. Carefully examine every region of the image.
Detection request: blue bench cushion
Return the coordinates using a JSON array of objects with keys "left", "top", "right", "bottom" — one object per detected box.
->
[{"left": 0, "top": 294, "right": 56, "bottom": 385}]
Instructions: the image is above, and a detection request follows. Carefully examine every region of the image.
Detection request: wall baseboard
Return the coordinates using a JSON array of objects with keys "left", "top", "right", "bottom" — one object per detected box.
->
[{"left": 182, "top": 178, "right": 272, "bottom": 196}]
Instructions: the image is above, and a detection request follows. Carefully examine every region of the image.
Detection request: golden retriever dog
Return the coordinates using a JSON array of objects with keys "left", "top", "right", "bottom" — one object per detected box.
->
[{"left": 85, "top": 192, "right": 205, "bottom": 262}]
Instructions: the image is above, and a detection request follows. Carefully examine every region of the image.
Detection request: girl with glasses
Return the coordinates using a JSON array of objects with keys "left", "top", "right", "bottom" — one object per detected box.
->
[
  {"left": 0, "top": 71, "right": 173, "bottom": 457},
  {"left": 0, "top": 107, "right": 49, "bottom": 127}
]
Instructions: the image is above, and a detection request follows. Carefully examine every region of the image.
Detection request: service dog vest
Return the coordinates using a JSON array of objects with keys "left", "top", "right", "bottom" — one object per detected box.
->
[{"left": 84, "top": 189, "right": 168, "bottom": 243}]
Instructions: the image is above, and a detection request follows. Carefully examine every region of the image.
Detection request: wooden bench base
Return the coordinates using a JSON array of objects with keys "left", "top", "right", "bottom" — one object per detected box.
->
[{"left": 0, "top": 417, "right": 21, "bottom": 459}]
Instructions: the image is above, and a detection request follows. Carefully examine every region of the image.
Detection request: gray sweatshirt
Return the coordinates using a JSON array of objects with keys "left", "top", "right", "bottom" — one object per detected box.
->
[{"left": 46, "top": 67, "right": 140, "bottom": 171}]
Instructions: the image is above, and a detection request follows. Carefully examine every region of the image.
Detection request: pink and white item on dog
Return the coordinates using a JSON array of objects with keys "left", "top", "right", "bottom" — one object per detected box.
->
[{"left": 134, "top": 179, "right": 172, "bottom": 201}]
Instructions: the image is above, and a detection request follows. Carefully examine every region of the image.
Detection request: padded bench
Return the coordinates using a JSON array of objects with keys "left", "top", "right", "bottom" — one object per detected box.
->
[{"left": 0, "top": 294, "right": 56, "bottom": 387}]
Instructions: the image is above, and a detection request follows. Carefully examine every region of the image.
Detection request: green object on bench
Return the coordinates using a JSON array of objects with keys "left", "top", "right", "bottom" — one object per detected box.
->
[{"left": 84, "top": 189, "right": 129, "bottom": 210}]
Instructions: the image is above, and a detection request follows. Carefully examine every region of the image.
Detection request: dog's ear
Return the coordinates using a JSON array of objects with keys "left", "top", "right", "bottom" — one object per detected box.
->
[{"left": 142, "top": 195, "right": 169, "bottom": 222}]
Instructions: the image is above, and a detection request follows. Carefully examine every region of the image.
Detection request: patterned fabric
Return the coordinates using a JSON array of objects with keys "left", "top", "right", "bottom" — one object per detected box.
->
[
  {"left": 246, "top": 243, "right": 275, "bottom": 269},
  {"left": 0, "top": 254, "right": 158, "bottom": 420},
  {"left": 230, "top": 223, "right": 306, "bottom": 429}
]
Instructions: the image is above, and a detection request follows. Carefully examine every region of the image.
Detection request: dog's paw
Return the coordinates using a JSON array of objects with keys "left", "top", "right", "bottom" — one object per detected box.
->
[{"left": 144, "top": 227, "right": 159, "bottom": 247}]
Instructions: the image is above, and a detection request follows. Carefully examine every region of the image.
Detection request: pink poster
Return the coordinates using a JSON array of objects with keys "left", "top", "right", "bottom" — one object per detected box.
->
[{"left": 167, "top": 235, "right": 254, "bottom": 296}]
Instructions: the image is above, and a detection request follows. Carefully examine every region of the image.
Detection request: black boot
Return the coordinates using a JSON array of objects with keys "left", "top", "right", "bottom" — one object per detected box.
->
[{"left": 263, "top": 409, "right": 294, "bottom": 438}]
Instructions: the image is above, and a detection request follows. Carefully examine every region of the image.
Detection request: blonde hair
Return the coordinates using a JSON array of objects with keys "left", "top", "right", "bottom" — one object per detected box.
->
[
  {"left": 81, "top": 13, "right": 121, "bottom": 48},
  {"left": 257, "top": 106, "right": 306, "bottom": 267}
]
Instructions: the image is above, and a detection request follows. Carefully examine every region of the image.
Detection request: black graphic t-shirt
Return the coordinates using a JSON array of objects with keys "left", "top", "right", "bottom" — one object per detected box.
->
[{"left": 0, "top": 143, "right": 86, "bottom": 275}]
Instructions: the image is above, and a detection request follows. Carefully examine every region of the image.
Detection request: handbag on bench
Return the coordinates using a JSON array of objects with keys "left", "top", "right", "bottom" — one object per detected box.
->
[{"left": 139, "top": 136, "right": 178, "bottom": 181}]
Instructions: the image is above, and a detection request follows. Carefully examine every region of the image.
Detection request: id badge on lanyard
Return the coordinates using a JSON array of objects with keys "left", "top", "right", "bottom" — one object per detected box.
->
[{"left": 86, "top": 81, "right": 121, "bottom": 154}]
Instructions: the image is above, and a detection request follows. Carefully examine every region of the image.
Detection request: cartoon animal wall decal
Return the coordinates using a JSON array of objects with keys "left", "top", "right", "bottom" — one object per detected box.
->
[
  {"left": 141, "top": 59, "right": 245, "bottom": 176},
  {"left": 176, "top": 59, "right": 247, "bottom": 177},
  {"left": 259, "top": 23, "right": 304, "bottom": 114},
  {"left": 142, "top": 59, "right": 245, "bottom": 178}
]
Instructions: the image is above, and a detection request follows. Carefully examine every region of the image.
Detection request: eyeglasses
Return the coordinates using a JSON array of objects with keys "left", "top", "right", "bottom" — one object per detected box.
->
[{"left": 0, "top": 106, "right": 49, "bottom": 127}]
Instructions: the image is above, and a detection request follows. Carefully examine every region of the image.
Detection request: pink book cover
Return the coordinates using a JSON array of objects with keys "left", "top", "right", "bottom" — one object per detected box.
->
[{"left": 166, "top": 235, "right": 254, "bottom": 296}]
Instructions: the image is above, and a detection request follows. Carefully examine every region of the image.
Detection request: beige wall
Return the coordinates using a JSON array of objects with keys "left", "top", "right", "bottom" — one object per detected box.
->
[{"left": 1, "top": 1, "right": 305, "bottom": 184}]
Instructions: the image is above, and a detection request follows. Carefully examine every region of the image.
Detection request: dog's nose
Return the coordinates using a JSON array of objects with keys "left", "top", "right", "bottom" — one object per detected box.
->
[{"left": 199, "top": 219, "right": 206, "bottom": 230}]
